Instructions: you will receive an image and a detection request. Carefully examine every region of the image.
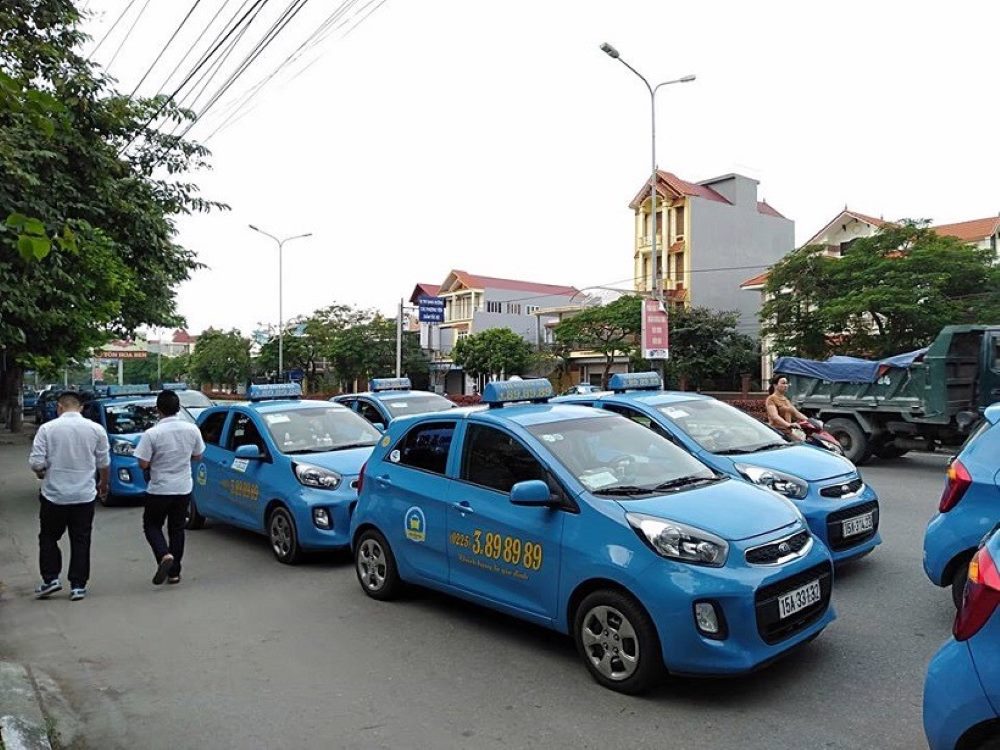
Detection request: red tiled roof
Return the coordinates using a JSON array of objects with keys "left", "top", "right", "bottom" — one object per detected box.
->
[
  {"left": 444, "top": 270, "right": 578, "bottom": 297},
  {"left": 628, "top": 170, "right": 786, "bottom": 218},
  {"left": 932, "top": 216, "right": 1000, "bottom": 243},
  {"left": 172, "top": 329, "right": 196, "bottom": 344},
  {"left": 409, "top": 283, "right": 441, "bottom": 305},
  {"left": 740, "top": 271, "right": 770, "bottom": 289},
  {"left": 804, "top": 208, "right": 887, "bottom": 247}
]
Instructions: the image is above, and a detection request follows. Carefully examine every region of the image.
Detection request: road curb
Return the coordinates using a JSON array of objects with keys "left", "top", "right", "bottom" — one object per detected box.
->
[{"left": 0, "top": 662, "right": 53, "bottom": 750}]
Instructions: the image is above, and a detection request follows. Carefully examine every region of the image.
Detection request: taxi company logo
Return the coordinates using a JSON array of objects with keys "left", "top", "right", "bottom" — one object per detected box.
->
[
  {"left": 196, "top": 463, "right": 207, "bottom": 486},
  {"left": 404, "top": 507, "right": 426, "bottom": 542},
  {"left": 777, "top": 542, "right": 791, "bottom": 555},
  {"left": 380, "top": 435, "right": 391, "bottom": 448}
]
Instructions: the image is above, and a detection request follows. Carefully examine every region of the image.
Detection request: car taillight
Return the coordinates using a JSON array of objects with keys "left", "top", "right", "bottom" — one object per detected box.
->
[
  {"left": 954, "top": 547, "right": 1000, "bottom": 641},
  {"left": 356, "top": 461, "right": 367, "bottom": 494},
  {"left": 939, "top": 459, "right": 972, "bottom": 512}
]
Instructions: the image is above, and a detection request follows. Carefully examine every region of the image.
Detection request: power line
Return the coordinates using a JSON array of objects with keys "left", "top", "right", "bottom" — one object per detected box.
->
[
  {"left": 152, "top": 0, "right": 243, "bottom": 95},
  {"left": 129, "top": 0, "right": 204, "bottom": 97},
  {"left": 87, "top": 0, "right": 138, "bottom": 60},
  {"left": 105, "top": 0, "right": 153, "bottom": 74}
]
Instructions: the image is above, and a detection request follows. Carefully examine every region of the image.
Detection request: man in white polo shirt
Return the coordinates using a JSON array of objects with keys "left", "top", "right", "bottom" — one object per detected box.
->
[
  {"left": 28, "top": 390, "right": 110, "bottom": 601},
  {"left": 134, "top": 389, "right": 205, "bottom": 586}
]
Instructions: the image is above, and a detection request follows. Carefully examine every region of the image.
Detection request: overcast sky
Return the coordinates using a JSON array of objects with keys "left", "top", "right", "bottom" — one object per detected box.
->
[{"left": 81, "top": 0, "right": 1000, "bottom": 337}]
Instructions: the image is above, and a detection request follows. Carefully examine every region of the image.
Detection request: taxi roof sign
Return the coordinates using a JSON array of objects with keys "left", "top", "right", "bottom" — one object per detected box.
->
[
  {"left": 106, "top": 384, "right": 154, "bottom": 397},
  {"left": 161, "top": 382, "right": 188, "bottom": 391},
  {"left": 248, "top": 383, "right": 302, "bottom": 402},
  {"left": 370, "top": 377, "right": 411, "bottom": 392},
  {"left": 608, "top": 372, "right": 662, "bottom": 393},
  {"left": 482, "top": 378, "right": 553, "bottom": 408}
]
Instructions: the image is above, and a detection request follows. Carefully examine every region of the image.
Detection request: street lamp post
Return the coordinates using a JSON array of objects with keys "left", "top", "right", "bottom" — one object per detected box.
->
[
  {"left": 249, "top": 225, "right": 312, "bottom": 380},
  {"left": 600, "top": 43, "right": 694, "bottom": 304}
]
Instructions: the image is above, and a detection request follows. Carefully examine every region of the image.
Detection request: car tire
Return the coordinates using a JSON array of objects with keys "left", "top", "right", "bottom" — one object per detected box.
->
[
  {"left": 185, "top": 497, "right": 206, "bottom": 530},
  {"left": 573, "top": 589, "right": 663, "bottom": 695},
  {"left": 952, "top": 562, "right": 970, "bottom": 609},
  {"left": 268, "top": 506, "right": 302, "bottom": 564},
  {"left": 826, "top": 418, "right": 872, "bottom": 465},
  {"left": 354, "top": 528, "right": 402, "bottom": 601}
]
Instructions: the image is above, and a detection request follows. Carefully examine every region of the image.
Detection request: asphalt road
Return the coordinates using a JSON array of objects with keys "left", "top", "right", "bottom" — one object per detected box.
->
[{"left": 0, "top": 436, "right": 956, "bottom": 750}]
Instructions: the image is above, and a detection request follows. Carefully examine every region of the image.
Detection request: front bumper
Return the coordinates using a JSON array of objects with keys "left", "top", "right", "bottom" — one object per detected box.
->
[
  {"left": 109, "top": 455, "right": 147, "bottom": 497},
  {"left": 799, "top": 483, "right": 881, "bottom": 564},
  {"left": 635, "top": 528, "right": 836, "bottom": 675},
  {"left": 924, "top": 638, "right": 997, "bottom": 750},
  {"left": 284, "top": 482, "right": 359, "bottom": 550}
]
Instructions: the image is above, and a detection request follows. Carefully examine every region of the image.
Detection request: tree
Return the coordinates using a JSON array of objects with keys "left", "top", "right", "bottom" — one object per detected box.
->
[
  {"left": 762, "top": 222, "right": 1000, "bottom": 359},
  {"left": 452, "top": 328, "right": 533, "bottom": 384},
  {"left": 0, "top": 1, "right": 221, "bottom": 430},
  {"left": 189, "top": 330, "right": 250, "bottom": 390},
  {"left": 327, "top": 314, "right": 428, "bottom": 391},
  {"left": 553, "top": 295, "right": 642, "bottom": 387},
  {"left": 659, "top": 306, "right": 758, "bottom": 390}
]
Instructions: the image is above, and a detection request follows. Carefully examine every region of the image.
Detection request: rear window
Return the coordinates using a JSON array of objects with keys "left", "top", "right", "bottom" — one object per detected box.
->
[
  {"left": 963, "top": 419, "right": 993, "bottom": 450},
  {"left": 382, "top": 393, "right": 455, "bottom": 418}
]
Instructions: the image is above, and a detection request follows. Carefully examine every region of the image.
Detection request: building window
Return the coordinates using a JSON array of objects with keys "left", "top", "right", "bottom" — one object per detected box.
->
[
  {"left": 672, "top": 206, "right": 685, "bottom": 240},
  {"left": 507, "top": 303, "right": 522, "bottom": 315},
  {"left": 525, "top": 305, "right": 539, "bottom": 315},
  {"left": 486, "top": 301, "right": 502, "bottom": 313},
  {"left": 456, "top": 330, "right": 469, "bottom": 342}
]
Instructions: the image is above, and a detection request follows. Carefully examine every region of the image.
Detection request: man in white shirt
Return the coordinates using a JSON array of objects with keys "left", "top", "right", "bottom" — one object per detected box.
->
[
  {"left": 28, "top": 390, "right": 110, "bottom": 601},
  {"left": 134, "top": 389, "right": 205, "bottom": 585}
]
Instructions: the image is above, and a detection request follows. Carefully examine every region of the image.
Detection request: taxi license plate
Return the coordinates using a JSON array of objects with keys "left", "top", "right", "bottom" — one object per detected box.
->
[
  {"left": 842, "top": 512, "right": 874, "bottom": 538},
  {"left": 777, "top": 580, "right": 822, "bottom": 619}
]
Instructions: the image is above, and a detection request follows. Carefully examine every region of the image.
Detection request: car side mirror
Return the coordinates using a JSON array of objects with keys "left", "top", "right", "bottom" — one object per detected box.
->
[
  {"left": 372, "top": 422, "right": 386, "bottom": 432},
  {"left": 234, "top": 444, "right": 264, "bottom": 460},
  {"left": 509, "top": 480, "right": 554, "bottom": 507}
]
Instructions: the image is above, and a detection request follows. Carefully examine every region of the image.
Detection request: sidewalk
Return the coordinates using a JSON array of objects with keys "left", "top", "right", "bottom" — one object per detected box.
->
[{"left": 0, "top": 662, "right": 53, "bottom": 750}]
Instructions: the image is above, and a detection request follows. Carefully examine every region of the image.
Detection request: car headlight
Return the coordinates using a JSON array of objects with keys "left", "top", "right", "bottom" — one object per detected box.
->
[
  {"left": 626, "top": 512, "right": 728, "bottom": 567},
  {"left": 112, "top": 440, "right": 135, "bottom": 456},
  {"left": 292, "top": 462, "right": 341, "bottom": 490},
  {"left": 735, "top": 463, "right": 808, "bottom": 499}
]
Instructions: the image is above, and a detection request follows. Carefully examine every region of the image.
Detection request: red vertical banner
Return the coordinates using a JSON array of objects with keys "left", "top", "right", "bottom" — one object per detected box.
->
[{"left": 641, "top": 299, "right": 669, "bottom": 360}]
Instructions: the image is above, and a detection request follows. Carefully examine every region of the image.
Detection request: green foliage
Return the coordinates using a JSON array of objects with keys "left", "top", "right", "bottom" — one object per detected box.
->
[
  {"left": 190, "top": 329, "right": 251, "bottom": 389},
  {"left": 452, "top": 328, "right": 534, "bottom": 381},
  {"left": 553, "top": 295, "right": 642, "bottom": 386},
  {"left": 762, "top": 222, "right": 1000, "bottom": 358},
  {"left": 120, "top": 352, "right": 190, "bottom": 385},
  {"left": 659, "top": 306, "right": 758, "bottom": 389}
]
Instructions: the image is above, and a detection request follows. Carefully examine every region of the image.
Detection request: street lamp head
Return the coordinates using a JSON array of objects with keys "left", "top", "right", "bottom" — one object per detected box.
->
[
  {"left": 680, "top": 74, "right": 696, "bottom": 83},
  {"left": 600, "top": 42, "right": 619, "bottom": 59},
  {"left": 249, "top": 224, "right": 260, "bottom": 231}
]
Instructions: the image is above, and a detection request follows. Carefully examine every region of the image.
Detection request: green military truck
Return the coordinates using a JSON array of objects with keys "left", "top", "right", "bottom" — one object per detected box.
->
[{"left": 774, "top": 325, "right": 1000, "bottom": 464}]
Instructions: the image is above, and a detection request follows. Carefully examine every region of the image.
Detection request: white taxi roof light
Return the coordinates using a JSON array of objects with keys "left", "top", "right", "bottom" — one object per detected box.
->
[
  {"left": 248, "top": 383, "right": 303, "bottom": 402},
  {"left": 370, "top": 377, "right": 411, "bottom": 392},
  {"left": 609, "top": 372, "right": 662, "bottom": 393},
  {"left": 107, "top": 384, "right": 153, "bottom": 396},
  {"left": 161, "top": 382, "right": 188, "bottom": 391},
  {"left": 482, "top": 379, "right": 554, "bottom": 408}
]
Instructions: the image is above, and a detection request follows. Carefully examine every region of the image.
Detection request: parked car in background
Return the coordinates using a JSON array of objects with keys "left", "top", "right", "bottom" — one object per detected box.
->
[
  {"left": 34, "top": 389, "right": 60, "bottom": 425},
  {"left": 21, "top": 388, "right": 39, "bottom": 415},
  {"left": 924, "top": 524, "right": 1000, "bottom": 750},
  {"left": 924, "top": 403, "right": 1000, "bottom": 607}
]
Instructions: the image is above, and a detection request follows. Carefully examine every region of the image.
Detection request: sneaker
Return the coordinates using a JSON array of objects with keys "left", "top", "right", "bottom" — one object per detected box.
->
[
  {"left": 34, "top": 580, "right": 62, "bottom": 599},
  {"left": 167, "top": 576, "right": 181, "bottom": 585},
  {"left": 70, "top": 588, "right": 86, "bottom": 601},
  {"left": 153, "top": 554, "right": 174, "bottom": 586}
]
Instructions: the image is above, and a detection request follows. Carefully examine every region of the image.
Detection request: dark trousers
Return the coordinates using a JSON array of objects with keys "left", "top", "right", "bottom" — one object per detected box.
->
[
  {"left": 39, "top": 495, "right": 96, "bottom": 589},
  {"left": 142, "top": 493, "right": 190, "bottom": 577}
]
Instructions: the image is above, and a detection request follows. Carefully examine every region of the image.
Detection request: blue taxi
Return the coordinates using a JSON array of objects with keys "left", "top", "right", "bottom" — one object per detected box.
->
[
  {"left": 924, "top": 525, "right": 1000, "bottom": 750},
  {"left": 924, "top": 404, "right": 1000, "bottom": 607},
  {"left": 350, "top": 379, "right": 836, "bottom": 694},
  {"left": 81, "top": 384, "right": 196, "bottom": 505},
  {"left": 190, "top": 384, "right": 381, "bottom": 563},
  {"left": 554, "top": 373, "right": 881, "bottom": 565},
  {"left": 333, "top": 377, "right": 455, "bottom": 430}
]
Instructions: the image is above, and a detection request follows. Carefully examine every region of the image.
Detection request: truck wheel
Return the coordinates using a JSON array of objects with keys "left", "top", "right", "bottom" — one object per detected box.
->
[{"left": 826, "top": 418, "right": 872, "bottom": 465}]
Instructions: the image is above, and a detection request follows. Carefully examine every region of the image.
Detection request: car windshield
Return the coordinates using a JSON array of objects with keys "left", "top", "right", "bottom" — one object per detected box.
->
[
  {"left": 656, "top": 399, "right": 788, "bottom": 455},
  {"left": 261, "top": 406, "right": 381, "bottom": 454},
  {"left": 526, "top": 415, "right": 716, "bottom": 497},
  {"left": 104, "top": 401, "right": 160, "bottom": 435},
  {"left": 175, "top": 390, "right": 212, "bottom": 409},
  {"left": 382, "top": 393, "right": 455, "bottom": 418}
]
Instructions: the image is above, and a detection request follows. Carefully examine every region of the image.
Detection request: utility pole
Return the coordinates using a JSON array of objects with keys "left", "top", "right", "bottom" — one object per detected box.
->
[{"left": 396, "top": 298, "right": 404, "bottom": 378}]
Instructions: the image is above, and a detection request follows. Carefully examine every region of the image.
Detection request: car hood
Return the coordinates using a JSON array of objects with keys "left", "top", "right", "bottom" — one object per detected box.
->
[
  {"left": 284, "top": 445, "right": 374, "bottom": 475},
  {"left": 614, "top": 479, "right": 801, "bottom": 542},
  {"left": 718, "top": 444, "right": 855, "bottom": 482}
]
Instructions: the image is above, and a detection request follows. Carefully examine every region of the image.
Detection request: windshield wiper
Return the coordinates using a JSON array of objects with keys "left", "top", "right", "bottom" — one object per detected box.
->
[
  {"left": 653, "top": 475, "right": 721, "bottom": 491},
  {"left": 329, "top": 442, "right": 378, "bottom": 451},
  {"left": 715, "top": 447, "right": 759, "bottom": 455},
  {"left": 750, "top": 442, "right": 789, "bottom": 452},
  {"left": 283, "top": 447, "right": 334, "bottom": 455},
  {"left": 592, "top": 485, "right": 656, "bottom": 497}
]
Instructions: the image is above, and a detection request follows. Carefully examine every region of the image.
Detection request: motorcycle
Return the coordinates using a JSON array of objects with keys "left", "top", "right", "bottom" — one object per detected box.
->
[{"left": 795, "top": 418, "right": 845, "bottom": 456}]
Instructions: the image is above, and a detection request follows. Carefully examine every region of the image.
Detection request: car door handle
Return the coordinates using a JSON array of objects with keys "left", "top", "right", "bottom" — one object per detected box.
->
[
  {"left": 452, "top": 501, "right": 475, "bottom": 515},
  {"left": 375, "top": 474, "right": 392, "bottom": 487}
]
